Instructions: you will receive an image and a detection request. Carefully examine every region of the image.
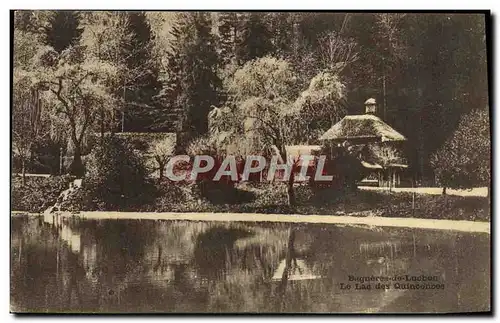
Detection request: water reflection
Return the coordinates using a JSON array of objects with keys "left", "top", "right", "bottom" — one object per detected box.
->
[{"left": 10, "top": 215, "right": 490, "bottom": 313}]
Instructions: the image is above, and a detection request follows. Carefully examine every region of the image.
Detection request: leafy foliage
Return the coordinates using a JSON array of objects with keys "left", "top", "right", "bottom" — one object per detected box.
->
[
  {"left": 431, "top": 107, "right": 490, "bottom": 190},
  {"left": 219, "top": 56, "right": 299, "bottom": 154},
  {"left": 148, "top": 136, "right": 176, "bottom": 180},
  {"left": 211, "top": 56, "right": 347, "bottom": 205},
  {"left": 79, "top": 11, "right": 130, "bottom": 62},
  {"left": 12, "top": 29, "right": 51, "bottom": 183},
  {"left": 11, "top": 175, "right": 73, "bottom": 212},
  {"left": 84, "top": 136, "right": 156, "bottom": 210},
  {"left": 368, "top": 144, "right": 403, "bottom": 168},
  {"left": 213, "top": 57, "right": 347, "bottom": 158},
  {"left": 80, "top": 11, "right": 164, "bottom": 133},
  {"left": 235, "top": 13, "right": 274, "bottom": 64},
  {"left": 32, "top": 44, "right": 119, "bottom": 175},
  {"left": 121, "top": 12, "right": 163, "bottom": 131},
  {"left": 12, "top": 11, "right": 490, "bottom": 193},
  {"left": 41, "top": 11, "right": 83, "bottom": 53},
  {"left": 57, "top": 180, "right": 489, "bottom": 222},
  {"left": 12, "top": 74, "right": 47, "bottom": 179},
  {"left": 186, "top": 136, "right": 217, "bottom": 156},
  {"left": 294, "top": 72, "right": 346, "bottom": 141},
  {"left": 217, "top": 12, "right": 238, "bottom": 65},
  {"left": 159, "top": 12, "right": 222, "bottom": 137}
]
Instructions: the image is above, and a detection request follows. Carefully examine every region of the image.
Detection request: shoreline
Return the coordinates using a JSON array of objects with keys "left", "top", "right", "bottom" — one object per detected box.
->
[
  {"left": 13, "top": 211, "right": 490, "bottom": 234},
  {"left": 11, "top": 211, "right": 43, "bottom": 216}
]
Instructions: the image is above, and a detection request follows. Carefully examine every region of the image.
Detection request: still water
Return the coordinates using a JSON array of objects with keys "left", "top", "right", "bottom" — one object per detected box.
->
[{"left": 11, "top": 214, "right": 490, "bottom": 313}]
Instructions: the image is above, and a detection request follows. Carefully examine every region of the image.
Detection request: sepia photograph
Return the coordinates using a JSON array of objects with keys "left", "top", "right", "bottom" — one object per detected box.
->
[{"left": 10, "top": 10, "right": 491, "bottom": 314}]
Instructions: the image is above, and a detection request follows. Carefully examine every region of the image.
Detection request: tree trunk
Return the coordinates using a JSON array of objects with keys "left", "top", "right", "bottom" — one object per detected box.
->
[
  {"left": 159, "top": 163, "right": 164, "bottom": 181},
  {"left": 21, "top": 159, "right": 26, "bottom": 187},
  {"left": 279, "top": 146, "right": 296, "bottom": 207},
  {"left": 121, "top": 80, "right": 126, "bottom": 133},
  {"left": 70, "top": 145, "right": 85, "bottom": 177},
  {"left": 121, "top": 111, "right": 125, "bottom": 133},
  {"left": 287, "top": 166, "right": 296, "bottom": 207},
  {"left": 382, "top": 58, "right": 387, "bottom": 120},
  {"left": 287, "top": 180, "right": 295, "bottom": 206},
  {"left": 59, "top": 147, "right": 64, "bottom": 175},
  {"left": 442, "top": 186, "right": 447, "bottom": 195},
  {"left": 100, "top": 107, "right": 105, "bottom": 146},
  {"left": 282, "top": 228, "right": 295, "bottom": 282},
  {"left": 279, "top": 226, "right": 296, "bottom": 308}
]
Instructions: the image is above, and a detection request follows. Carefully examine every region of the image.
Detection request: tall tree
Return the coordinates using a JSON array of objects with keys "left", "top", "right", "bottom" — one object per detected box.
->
[
  {"left": 121, "top": 11, "right": 163, "bottom": 132},
  {"left": 294, "top": 12, "right": 347, "bottom": 50},
  {"left": 80, "top": 11, "right": 164, "bottom": 133},
  {"left": 431, "top": 107, "right": 490, "bottom": 194},
  {"left": 154, "top": 48, "right": 183, "bottom": 131},
  {"left": 316, "top": 31, "right": 359, "bottom": 77},
  {"left": 162, "top": 12, "right": 222, "bottom": 139},
  {"left": 12, "top": 29, "right": 48, "bottom": 184},
  {"left": 216, "top": 12, "right": 238, "bottom": 65},
  {"left": 214, "top": 57, "right": 299, "bottom": 204},
  {"left": 212, "top": 56, "right": 346, "bottom": 205},
  {"left": 14, "top": 10, "right": 38, "bottom": 33},
  {"left": 267, "top": 12, "right": 296, "bottom": 58},
  {"left": 294, "top": 72, "right": 347, "bottom": 142},
  {"left": 396, "top": 14, "right": 488, "bottom": 182},
  {"left": 42, "top": 11, "right": 83, "bottom": 53},
  {"left": 79, "top": 11, "right": 130, "bottom": 137},
  {"left": 33, "top": 45, "right": 119, "bottom": 176},
  {"left": 235, "top": 13, "right": 274, "bottom": 64},
  {"left": 146, "top": 12, "right": 177, "bottom": 129}
]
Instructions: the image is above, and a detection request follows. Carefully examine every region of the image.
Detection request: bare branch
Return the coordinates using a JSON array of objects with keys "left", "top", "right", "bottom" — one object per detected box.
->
[{"left": 318, "top": 32, "right": 360, "bottom": 74}]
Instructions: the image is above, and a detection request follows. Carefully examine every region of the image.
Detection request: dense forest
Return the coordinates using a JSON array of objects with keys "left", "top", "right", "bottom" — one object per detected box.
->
[{"left": 12, "top": 11, "right": 489, "bottom": 184}]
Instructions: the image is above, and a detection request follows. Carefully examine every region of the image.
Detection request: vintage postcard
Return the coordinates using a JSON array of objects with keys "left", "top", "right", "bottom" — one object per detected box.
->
[{"left": 11, "top": 10, "right": 491, "bottom": 314}]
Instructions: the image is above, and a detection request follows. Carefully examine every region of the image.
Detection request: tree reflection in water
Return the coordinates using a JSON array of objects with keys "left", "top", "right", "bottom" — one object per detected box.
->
[
  {"left": 10, "top": 216, "right": 490, "bottom": 313},
  {"left": 194, "top": 226, "right": 253, "bottom": 280},
  {"left": 277, "top": 226, "right": 296, "bottom": 311}
]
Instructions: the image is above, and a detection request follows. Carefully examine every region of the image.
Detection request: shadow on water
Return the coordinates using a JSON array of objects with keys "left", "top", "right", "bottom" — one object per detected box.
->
[{"left": 10, "top": 215, "right": 490, "bottom": 313}]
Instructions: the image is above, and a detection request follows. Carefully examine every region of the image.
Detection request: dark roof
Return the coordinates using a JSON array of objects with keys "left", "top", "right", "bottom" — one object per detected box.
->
[{"left": 319, "top": 114, "right": 406, "bottom": 142}]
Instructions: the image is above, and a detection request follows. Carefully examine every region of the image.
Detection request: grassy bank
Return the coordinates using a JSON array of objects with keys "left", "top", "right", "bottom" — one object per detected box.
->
[
  {"left": 11, "top": 175, "right": 73, "bottom": 213},
  {"left": 11, "top": 175, "right": 490, "bottom": 222},
  {"left": 57, "top": 181, "right": 490, "bottom": 222},
  {"left": 293, "top": 187, "right": 490, "bottom": 222}
]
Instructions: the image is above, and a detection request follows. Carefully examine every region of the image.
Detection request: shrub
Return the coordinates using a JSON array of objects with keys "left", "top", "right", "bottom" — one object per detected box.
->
[
  {"left": 194, "top": 181, "right": 256, "bottom": 205},
  {"left": 431, "top": 107, "right": 490, "bottom": 192},
  {"left": 153, "top": 178, "right": 189, "bottom": 210},
  {"left": 83, "top": 136, "right": 157, "bottom": 211},
  {"left": 11, "top": 175, "right": 73, "bottom": 212}
]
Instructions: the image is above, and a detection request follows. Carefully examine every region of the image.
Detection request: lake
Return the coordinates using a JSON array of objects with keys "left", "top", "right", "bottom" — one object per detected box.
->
[{"left": 10, "top": 214, "right": 490, "bottom": 313}]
